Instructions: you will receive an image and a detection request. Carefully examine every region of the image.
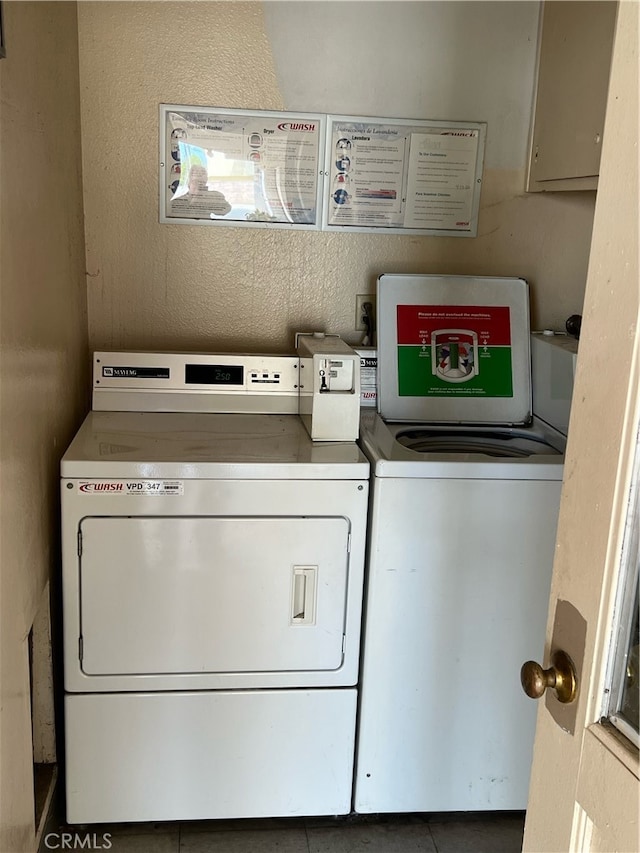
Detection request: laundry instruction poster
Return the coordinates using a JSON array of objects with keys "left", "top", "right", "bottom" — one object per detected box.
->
[
  {"left": 162, "top": 107, "right": 323, "bottom": 227},
  {"left": 396, "top": 305, "right": 513, "bottom": 397},
  {"left": 404, "top": 131, "right": 480, "bottom": 230},
  {"left": 326, "top": 120, "right": 407, "bottom": 228},
  {"left": 323, "top": 117, "right": 485, "bottom": 235}
]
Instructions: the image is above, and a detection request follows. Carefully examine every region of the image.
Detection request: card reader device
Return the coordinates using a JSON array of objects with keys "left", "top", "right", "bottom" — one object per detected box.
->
[{"left": 296, "top": 333, "right": 360, "bottom": 442}]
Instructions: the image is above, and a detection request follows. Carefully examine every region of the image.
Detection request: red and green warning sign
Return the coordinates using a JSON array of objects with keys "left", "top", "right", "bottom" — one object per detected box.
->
[{"left": 397, "top": 304, "right": 514, "bottom": 397}]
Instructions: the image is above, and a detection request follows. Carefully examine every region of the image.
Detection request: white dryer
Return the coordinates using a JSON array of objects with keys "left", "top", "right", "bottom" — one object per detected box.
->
[
  {"left": 61, "top": 351, "right": 369, "bottom": 824},
  {"left": 354, "top": 274, "right": 577, "bottom": 814}
]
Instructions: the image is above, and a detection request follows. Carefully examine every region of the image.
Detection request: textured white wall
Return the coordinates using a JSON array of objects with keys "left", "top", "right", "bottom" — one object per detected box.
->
[
  {"left": 263, "top": 0, "right": 540, "bottom": 170},
  {"left": 0, "top": 4, "right": 89, "bottom": 851},
  {"left": 78, "top": 1, "right": 595, "bottom": 354}
]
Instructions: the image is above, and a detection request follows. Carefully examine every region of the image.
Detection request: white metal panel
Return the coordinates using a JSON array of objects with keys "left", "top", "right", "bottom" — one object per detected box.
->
[
  {"left": 79, "top": 516, "right": 349, "bottom": 675},
  {"left": 530, "top": 333, "right": 578, "bottom": 434},
  {"left": 62, "top": 477, "right": 368, "bottom": 691},
  {"left": 92, "top": 351, "right": 299, "bottom": 414},
  {"left": 65, "top": 688, "right": 357, "bottom": 823},
  {"left": 354, "top": 475, "right": 560, "bottom": 813}
]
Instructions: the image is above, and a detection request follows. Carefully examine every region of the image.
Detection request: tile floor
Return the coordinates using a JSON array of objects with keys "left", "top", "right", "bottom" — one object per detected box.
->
[{"left": 43, "top": 811, "right": 526, "bottom": 852}]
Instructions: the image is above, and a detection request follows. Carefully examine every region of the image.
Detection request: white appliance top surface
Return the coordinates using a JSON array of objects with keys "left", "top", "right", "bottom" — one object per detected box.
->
[
  {"left": 62, "top": 411, "right": 368, "bottom": 479},
  {"left": 359, "top": 411, "right": 565, "bottom": 479}
]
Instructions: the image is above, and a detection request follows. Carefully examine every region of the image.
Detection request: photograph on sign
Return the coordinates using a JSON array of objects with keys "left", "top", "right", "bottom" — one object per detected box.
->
[{"left": 160, "top": 106, "right": 324, "bottom": 229}]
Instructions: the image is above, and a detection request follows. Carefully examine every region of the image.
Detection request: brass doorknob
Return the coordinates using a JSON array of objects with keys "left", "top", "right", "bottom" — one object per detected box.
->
[{"left": 521, "top": 650, "right": 578, "bottom": 704}]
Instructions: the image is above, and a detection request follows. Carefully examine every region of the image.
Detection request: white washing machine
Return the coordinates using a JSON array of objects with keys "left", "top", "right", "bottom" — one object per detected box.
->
[
  {"left": 61, "top": 351, "right": 369, "bottom": 824},
  {"left": 354, "top": 274, "right": 577, "bottom": 814}
]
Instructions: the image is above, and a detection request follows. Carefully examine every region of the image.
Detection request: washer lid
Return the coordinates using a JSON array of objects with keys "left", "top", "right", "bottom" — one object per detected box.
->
[
  {"left": 61, "top": 411, "right": 368, "bottom": 479},
  {"left": 377, "top": 274, "right": 532, "bottom": 424}
]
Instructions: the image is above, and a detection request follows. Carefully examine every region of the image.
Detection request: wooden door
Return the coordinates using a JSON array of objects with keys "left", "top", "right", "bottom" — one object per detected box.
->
[{"left": 523, "top": 4, "right": 639, "bottom": 850}]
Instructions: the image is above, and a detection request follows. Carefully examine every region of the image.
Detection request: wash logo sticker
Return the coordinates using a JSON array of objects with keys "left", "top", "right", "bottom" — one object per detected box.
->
[
  {"left": 77, "top": 481, "right": 184, "bottom": 496},
  {"left": 396, "top": 305, "right": 513, "bottom": 397}
]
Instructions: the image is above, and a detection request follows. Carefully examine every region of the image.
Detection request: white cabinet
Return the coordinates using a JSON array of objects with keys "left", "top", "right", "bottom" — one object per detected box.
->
[{"left": 527, "top": 1, "right": 617, "bottom": 192}]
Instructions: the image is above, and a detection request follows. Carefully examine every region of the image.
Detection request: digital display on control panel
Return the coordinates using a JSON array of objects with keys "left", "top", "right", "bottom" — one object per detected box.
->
[{"left": 185, "top": 364, "right": 244, "bottom": 385}]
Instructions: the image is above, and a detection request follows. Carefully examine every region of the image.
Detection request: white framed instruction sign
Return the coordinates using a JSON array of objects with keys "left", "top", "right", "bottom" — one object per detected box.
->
[
  {"left": 160, "top": 105, "right": 325, "bottom": 229},
  {"left": 322, "top": 116, "right": 486, "bottom": 237}
]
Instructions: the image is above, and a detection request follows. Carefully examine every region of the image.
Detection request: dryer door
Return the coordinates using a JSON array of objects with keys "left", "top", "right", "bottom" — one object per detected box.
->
[{"left": 78, "top": 516, "right": 350, "bottom": 676}]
